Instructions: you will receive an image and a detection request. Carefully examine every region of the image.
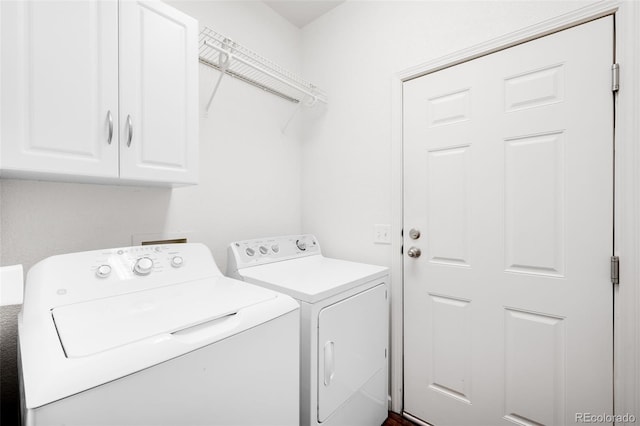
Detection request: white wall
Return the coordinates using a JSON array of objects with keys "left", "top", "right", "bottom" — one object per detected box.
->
[
  {"left": 299, "top": 0, "right": 599, "bottom": 267},
  {"left": 0, "top": 2, "right": 302, "bottom": 422}
]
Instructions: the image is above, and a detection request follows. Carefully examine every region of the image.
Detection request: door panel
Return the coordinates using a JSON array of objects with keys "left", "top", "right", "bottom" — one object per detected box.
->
[
  {"left": 119, "top": 0, "right": 198, "bottom": 184},
  {"left": 428, "top": 294, "right": 472, "bottom": 403},
  {"left": 503, "top": 308, "right": 565, "bottom": 426},
  {"left": 427, "top": 146, "right": 471, "bottom": 267},
  {"left": 403, "top": 17, "right": 613, "bottom": 425},
  {"left": 505, "top": 132, "right": 565, "bottom": 276},
  {"left": 1, "top": 0, "right": 118, "bottom": 177}
]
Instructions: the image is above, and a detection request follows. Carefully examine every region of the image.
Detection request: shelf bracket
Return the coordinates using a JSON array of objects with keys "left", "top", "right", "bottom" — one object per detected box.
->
[
  {"left": 281, "top": 103, "right": 302, "bottom": 134},
  {"left": 204, "top": 42, "right": 231, "bottom": 112},
  {"left": 281, "top": 95, "right": 318, "bottom": 134}
]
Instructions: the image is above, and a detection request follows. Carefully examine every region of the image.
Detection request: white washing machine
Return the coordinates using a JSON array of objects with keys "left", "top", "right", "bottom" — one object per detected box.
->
[
  {"left": 227, "top": 235, "right": 389, "bottom": 426},
  {"left": 18, "top": 243, "right": 300, "bottom": 426}
]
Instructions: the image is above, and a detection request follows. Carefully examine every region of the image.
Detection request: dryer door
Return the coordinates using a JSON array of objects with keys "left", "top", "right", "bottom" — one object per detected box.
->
[{"left": 317, "top": 282, "right": 388, "bottom": 422}]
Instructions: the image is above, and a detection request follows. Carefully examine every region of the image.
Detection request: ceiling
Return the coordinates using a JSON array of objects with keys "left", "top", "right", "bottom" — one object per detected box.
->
[{"left": 264, "top": 1, "right": 345, "bottom": 28}]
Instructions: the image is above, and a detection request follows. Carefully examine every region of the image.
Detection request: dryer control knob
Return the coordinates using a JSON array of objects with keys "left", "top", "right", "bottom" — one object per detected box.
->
[
  {"left": 133, "top": 257, "right": 154, "bottom": 276},
  {"left": 296, "top": 239, "right": 307, "bottom": 251},
  {"left": 271, "top": 244, "right": 280, "bottom": 253},
  {"left": 259, "top": 246, "right": 269, "bottom": 255},
  {"left": 96, "top": 264, "right": 112, "bottom": 278},
  {"left": 171, "top": 256, "right": 184, "bottom": 268},
  {"left": 246, "top": 248, "right": 255, "bottom": 257}
]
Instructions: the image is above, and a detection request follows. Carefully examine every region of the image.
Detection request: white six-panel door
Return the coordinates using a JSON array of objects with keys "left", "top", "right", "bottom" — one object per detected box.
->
[
  {"left": 403, "top": 17, "right": 613, "bottom": 425},
  {"left": 1, "top": 0, "right": 119, "bottom": 177}
]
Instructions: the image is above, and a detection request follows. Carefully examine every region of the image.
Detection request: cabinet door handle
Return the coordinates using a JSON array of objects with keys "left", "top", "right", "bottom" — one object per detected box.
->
[
  {"left": 106, "top": 111, "right": 113, "bottom": 145},
  {"left": 126, "top": 115, "right": 133, "bottom": 147}
]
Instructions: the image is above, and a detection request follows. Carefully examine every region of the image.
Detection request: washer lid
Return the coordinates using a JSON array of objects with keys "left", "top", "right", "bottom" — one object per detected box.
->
[
  {"left": 238, "top": 256, "right": 388, "bottom": 303},
  {"left": 20, "top": 276, "right": 299, "bottom": 409},
  {"left": 52, "top": 277, "right": 275, "bottom": 358}
]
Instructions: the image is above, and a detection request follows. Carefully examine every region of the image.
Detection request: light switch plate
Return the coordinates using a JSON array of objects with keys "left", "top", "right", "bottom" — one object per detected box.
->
[{"left": 373, "top": 224, "right": 391, "bottom": 244}]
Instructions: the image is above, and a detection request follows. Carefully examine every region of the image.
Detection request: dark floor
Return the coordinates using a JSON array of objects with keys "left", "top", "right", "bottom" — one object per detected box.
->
[{"left": 384, "top": 411, "right": 421, "bottom": 426}]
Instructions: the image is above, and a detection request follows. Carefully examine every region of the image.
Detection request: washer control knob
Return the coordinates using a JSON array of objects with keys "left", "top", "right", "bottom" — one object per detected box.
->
[
  {"left": 133, "top": 257, "right": 154, "bottom": 276},
  {"left": 171, "top": 256, "right": 184, "bottom": 268},
  {"left": 296, "top": 239, "right": 307, "bottom": 251},
  {"left": 271, "top": 244, "right": 280, "bottom": 253},
  {"left": 259, "top": 246, "right": 269, "bottom": 255},
  {"left": 246, "top": 247, "right": 255, "bottom": 257},
  {"left": 96, "top": 264, "right": 112, "bottom": 278}
]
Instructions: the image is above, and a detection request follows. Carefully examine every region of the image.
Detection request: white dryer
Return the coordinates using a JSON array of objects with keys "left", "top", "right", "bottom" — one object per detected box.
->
[
  {"left": 227, "top": 235, "right": 389, "bottom": 426},
  {"left": 18, "top": 243, "right": 299, "bottom": 426}
]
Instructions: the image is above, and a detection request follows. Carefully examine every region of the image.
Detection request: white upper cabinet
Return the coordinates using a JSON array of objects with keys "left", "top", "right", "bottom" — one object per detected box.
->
[
  {"left": 0, "top": 0, "right": 198, "bottom": 186},
  {"left": 1, "top": 0, "right": 119, "bottom": 179},
  {"left": 119, "top": 1, "right": 198, "bottom": 184}
]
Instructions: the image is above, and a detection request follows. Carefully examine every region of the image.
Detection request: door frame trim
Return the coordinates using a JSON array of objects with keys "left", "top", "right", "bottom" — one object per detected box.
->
[{"left": 390, "top": 1, "right": 640, "bottom": 419}]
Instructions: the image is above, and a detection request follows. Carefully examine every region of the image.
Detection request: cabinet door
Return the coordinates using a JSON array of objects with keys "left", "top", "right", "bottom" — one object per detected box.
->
[
  {"left": 1, "top": 0, "right": 119, "bottom": 178},
  {"left": 119, "top": 0, "right": 198, "bottom": 185}
]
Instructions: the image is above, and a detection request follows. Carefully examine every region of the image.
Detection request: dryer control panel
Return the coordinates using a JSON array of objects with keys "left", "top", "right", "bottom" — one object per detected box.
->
[{"left": 227, "top": 234, "right": 320, "bottom": 271}]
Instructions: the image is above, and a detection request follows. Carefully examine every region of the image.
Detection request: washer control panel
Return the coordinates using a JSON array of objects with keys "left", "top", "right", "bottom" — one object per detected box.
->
[
  {"left": 228, "top": 234, "right": 320, "bottom": 270},
  {"left": 22, "top": 243, "right": 222, "bottom": 320},
  {"left": 91, "top": 245, "right": 189, "bottom": 280}
]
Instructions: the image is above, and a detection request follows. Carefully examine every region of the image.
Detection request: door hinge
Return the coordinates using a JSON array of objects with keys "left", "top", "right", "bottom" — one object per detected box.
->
[
  {"left": 400, "top": 245, "right": 403, "bottom": 255},
  {"left": 612, "top": 63, "right": 620, "bottom": 92},
  {"left": 611, "top": 256, "right": 620, "bottom": 284}
]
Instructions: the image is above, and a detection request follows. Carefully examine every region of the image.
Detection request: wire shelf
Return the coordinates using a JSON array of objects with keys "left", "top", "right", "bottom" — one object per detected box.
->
[{"left": 199, "top": 27, "right": 327, "bottom": 106}]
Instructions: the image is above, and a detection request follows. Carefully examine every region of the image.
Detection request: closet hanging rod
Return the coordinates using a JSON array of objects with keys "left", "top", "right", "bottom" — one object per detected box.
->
[
  {"left": 199, "top": 56, "right": 298, "bottom": 103},
  {"left": 204, "top": 40, "right": 327, "bottom": 105}
]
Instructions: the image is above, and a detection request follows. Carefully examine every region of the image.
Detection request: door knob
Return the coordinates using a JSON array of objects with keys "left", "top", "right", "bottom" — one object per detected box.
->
[{"left": 407, "top": 247, "right": 421, "bottom": 258}]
